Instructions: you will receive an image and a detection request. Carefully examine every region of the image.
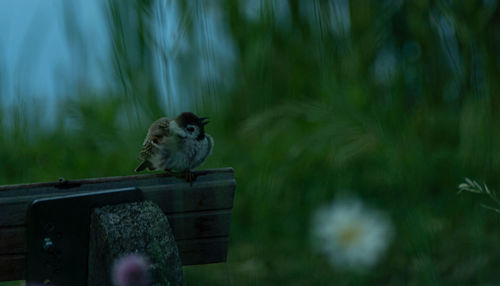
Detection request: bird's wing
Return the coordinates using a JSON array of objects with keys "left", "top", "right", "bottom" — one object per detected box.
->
[{"left": 138, "top": 118, "right": 171, "bottom": 161}]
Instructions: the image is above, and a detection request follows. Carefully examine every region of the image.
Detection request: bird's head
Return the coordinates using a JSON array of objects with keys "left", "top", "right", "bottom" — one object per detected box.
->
[{"left": 173, "top": 112, "right": 209, "bottom": 140}]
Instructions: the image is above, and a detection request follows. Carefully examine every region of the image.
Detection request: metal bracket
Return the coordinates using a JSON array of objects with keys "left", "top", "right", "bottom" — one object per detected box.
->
[{"left": 26, "top": 187, "right": 144, "bottom": 286}]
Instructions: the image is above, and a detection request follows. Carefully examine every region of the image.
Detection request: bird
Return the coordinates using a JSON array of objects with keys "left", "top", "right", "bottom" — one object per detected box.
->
[{"left": 135, "top": 112, "right": 214, "bottom": 183}]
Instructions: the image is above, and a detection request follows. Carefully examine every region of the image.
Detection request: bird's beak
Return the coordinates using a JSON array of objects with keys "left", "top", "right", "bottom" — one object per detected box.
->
[{"left": 200, "top": 117, "right": 210, "bottom": 126}]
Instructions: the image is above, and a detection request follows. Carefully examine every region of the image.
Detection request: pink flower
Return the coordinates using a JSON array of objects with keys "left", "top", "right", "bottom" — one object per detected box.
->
[{"left": 112, "top": 253, "right": 151, "bottom": 286}]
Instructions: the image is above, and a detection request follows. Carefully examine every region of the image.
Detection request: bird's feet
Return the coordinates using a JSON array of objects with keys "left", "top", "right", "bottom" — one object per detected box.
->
[
  {"left": 164, "top": 169, "right": 197, "bottom": 185},
  {"left": 164, "top": 169, "right": 176, "bottom": 177},
  {"left": 184, "top": 169, "right": 197, "bottom": 186}
]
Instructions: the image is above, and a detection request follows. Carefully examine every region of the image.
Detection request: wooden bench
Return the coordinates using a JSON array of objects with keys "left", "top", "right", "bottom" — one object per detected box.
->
[{"left": 0, "top": 168, "right": 236, "bottom": 282}]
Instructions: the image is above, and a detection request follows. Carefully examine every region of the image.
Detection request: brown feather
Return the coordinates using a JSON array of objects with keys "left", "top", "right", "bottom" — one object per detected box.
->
[
  {"left": 137, "top": 117, "right": 171, "bottom": 162},
  {"left": 135, "top": 160, "right": 151, "bottom": 172}
]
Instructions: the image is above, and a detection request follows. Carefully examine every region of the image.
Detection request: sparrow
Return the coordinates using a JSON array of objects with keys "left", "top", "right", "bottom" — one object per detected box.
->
[{"left": 135, "top": 112, "right": 214, "bottom": 183}]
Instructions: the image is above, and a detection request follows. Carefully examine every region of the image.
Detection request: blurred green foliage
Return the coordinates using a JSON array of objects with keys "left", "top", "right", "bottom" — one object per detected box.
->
[{"left": 2, "top": 0, "right": 500, "bottom": 285}]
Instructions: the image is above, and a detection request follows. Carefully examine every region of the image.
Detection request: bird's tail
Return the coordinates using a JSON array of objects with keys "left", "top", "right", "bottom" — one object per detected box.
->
[{"left": 135, "top": 161, "right": 151, "bottom": 172}]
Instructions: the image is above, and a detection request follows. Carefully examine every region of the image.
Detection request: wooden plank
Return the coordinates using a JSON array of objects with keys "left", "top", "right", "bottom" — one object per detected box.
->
[
  {"left": 0, "top": 170, "right": 236, "bottom": 227},
  {"left": 0, "top": 181, "right": 235, "bottom": 227},
  {"left": 0, "top": 237, "right": 230, "bottom": 281},
  {"left": 0, "top": 226, "right": 26, "bottom": 254},
  {"left": 177, "top": 237, "right": 229, "bottom": 265},
  {"left": 142, "top": 181, "right": 236, "bottom": 214},
  {"left": 0, "top": 168, "right": 234, "bottom": 195},
  {"left": 168, "top": 209, "right": 233, "bottom": 240},
  {"left": 0, "top": 210, "right": 232, "bottom": 255},
  {"left": 0, "top": 201, "right": 27, "bottom": 227},
  {"left": 0, "top": 255, "right": 24, "bottom": 281}
]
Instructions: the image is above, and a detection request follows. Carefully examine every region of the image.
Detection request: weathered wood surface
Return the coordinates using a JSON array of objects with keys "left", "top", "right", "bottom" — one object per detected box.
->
[
  {"left": 0, "top": 168, "right": 235, "bottom": 282},
  {"left": 88, "top": 201, "right": 184, "bottom": 286}
]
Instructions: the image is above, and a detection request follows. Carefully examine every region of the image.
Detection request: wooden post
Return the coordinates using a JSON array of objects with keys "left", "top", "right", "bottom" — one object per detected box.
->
[
  {"left": 88, "top": 201, "right": 184, "bottom": 286},
  {"left": 0, "top": 168, "right": 236, "bottom": 282}
]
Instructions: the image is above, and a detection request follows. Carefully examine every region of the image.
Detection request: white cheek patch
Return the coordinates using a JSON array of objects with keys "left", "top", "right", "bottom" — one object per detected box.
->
[
  {"left": 191, "top": 126, "right": 200, "bottom": 138},
  {"left": 169, "top": 120, "right": 187, "bottom": 137},
  {"left": 183, "top": 124, "right": 200, "bottom": 139}
]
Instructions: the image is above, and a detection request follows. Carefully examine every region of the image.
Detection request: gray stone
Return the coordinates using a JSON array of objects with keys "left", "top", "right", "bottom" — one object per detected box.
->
[{"left": 88, "top": 201, "right": 184, "bottom": 286}]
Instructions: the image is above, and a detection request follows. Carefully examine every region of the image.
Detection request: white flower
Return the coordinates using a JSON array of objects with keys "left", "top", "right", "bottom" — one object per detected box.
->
[{"left": 312, "top": 198, "right": 393, "bottom": 270}]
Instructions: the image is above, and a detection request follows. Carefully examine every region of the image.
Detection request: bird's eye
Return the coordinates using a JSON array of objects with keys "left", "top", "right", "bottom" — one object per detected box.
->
[{"left": 186, "top": 127, "right": 195, "bottom": 132}]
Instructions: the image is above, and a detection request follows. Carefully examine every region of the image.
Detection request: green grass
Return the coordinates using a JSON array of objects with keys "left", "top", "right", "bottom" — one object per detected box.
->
[{"left": 2, "top": 95, "right": 500, "bottom": 285}]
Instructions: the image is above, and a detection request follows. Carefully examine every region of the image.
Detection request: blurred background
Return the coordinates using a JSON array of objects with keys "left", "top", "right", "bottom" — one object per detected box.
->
[{"left": 1, "top": 0, "right": 500, "bottom": 285}]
